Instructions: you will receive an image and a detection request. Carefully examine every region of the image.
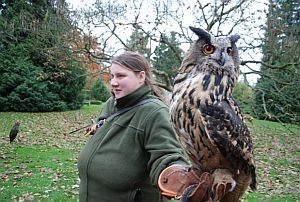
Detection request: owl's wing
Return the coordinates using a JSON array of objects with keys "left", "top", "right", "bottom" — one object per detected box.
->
[{"left": 199, "top": 97, "right": 255, "bottom": 178}]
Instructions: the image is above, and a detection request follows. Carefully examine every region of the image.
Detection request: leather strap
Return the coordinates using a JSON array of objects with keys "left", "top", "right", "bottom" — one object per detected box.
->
[
  {"left": 107, "top": 98, "right": 157, "bottom": 121},
  {"left": 96, "top": 98, "right": 157, "bottom": 127}
]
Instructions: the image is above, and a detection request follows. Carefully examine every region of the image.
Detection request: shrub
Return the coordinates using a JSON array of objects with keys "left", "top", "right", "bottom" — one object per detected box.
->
[
  {"left": 91, "top": 79, "right": 110, "bottom": 102},
  {"left": 233, "top": 82, "right": 255, "bottom": 115}
]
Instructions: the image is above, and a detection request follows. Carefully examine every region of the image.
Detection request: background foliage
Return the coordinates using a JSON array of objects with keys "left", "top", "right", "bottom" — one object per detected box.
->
[
  {"left": 254, "top": 0, "right": 300, "bottom": 123},
  {"left": 152, "top": 32, "right": 183, "bottom": 78},
  {"left": 0, "top": 0, "right": 299, "bottom": 121},
  {"left": 0, "top": 0, "right": 86, "bottom": 111},
  {"left": 91, "top": 79, "right": 110, "bottom": 102},
  {"left": 232, "top": 82, "right": 255, "bottom": 116}
]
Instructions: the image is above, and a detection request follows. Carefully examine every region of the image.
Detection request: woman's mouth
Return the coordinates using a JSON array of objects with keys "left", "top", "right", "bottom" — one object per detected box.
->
[{"left": 113, "top": 89, "right": 122, "bottom": 93}]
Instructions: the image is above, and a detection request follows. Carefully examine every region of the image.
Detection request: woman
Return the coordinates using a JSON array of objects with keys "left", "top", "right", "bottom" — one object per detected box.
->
[
  {"left": 77, "top": 51, "right": 191, "bottom": 202},
  {"left": 77, "top": 51, "right": 216, "bottom": 202}
]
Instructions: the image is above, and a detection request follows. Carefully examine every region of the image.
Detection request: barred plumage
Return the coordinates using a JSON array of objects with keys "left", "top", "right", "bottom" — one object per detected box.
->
[{"left": 170, "top": 27, "right": 256, "bottom": 202}]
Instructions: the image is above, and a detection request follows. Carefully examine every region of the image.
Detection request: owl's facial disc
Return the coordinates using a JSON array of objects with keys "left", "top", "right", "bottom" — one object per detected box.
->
[{"left": 207, "top": 36, "right": 234, "bottom": 68}]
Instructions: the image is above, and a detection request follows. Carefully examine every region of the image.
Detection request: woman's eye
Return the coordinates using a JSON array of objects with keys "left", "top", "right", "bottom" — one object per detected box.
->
[{"left": 203, "top": 44, "right": 215, "bottom": 55}]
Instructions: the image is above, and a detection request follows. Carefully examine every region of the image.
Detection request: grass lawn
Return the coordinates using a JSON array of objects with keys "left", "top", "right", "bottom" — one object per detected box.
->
[{"left": 0, "top": 105, "right": 299, "bottom": 201}]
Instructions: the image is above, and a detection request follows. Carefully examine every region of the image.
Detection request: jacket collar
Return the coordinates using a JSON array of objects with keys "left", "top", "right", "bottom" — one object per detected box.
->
[{"left": 115, "top": 84, "right": 151, "bottom": 108}]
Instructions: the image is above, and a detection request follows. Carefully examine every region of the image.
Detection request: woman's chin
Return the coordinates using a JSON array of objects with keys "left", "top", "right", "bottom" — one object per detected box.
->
[{"left": 114, "top": 92, "right": 123, "bottom": 99}]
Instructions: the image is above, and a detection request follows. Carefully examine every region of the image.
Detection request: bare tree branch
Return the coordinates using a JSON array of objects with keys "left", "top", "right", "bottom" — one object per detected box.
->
[{"left": 241, "top": 60, "right": 300, "bottom": 69}]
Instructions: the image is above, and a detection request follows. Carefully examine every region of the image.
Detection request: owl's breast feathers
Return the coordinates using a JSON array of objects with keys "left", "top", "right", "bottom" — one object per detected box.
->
[{"left": 170, "top": 67, "right": 256, "bottom": 190}]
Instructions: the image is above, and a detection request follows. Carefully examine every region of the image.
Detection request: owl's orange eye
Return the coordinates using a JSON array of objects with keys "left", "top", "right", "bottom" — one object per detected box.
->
[
  {"left": 227, "top": 47, "right": 233, "bottom": 55},
  {"left": 203, "top": 44, "right": 215, "bottom": 55}
]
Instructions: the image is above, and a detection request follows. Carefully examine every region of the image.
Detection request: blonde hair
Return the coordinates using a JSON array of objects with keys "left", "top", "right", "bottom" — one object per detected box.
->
[{"left": 111, "top": 51, "right": 162, "bottom": 98}]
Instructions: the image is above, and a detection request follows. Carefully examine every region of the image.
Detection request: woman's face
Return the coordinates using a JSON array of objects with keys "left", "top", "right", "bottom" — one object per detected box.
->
[{"left": 110, "top": 63, "right": 145, "bottom": 99}]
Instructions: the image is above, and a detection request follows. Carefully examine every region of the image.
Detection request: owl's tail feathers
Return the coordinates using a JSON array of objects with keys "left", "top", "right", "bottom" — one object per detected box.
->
[
  {"left": 250, "top": 165, "right": 257, "bottom": 190},
  {"left": 211, "top": 169, "right": 236, "bottom": 201}
]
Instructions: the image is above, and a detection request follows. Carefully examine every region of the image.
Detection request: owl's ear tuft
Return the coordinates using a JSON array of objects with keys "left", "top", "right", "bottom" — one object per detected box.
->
[
  {"left": 189, "top": 26, "right": 211, "bottom": 42},
  {"left": 230, "top": 35, "right": 240, "bottom": 43}
]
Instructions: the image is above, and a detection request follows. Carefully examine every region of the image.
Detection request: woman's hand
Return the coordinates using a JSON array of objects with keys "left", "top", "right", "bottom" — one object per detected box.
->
[{"left": 85, "top": 120, "right": 97, "bottom": 136}]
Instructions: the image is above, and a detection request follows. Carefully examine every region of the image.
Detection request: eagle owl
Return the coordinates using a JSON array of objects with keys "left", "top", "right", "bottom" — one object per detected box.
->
[{"left": 170, "top": 27, "right": 256, "bottom": 201}]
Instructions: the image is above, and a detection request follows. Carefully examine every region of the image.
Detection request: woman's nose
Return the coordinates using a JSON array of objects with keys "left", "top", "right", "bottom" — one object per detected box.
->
[{"left": 110, "top": 78, "right": 118, "bottom": 86}]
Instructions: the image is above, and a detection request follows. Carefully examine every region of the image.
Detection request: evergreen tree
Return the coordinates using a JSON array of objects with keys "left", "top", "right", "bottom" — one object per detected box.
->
[
  {"left": 254, "top": 0, "right": 300, "bottom": 123},
  {"left": 91, "top": 79, "right": 110, "bottom": 102},
  {"left": 152, "top": 32, "right": 183, "bottom": 80},
  {"left": 0, "top": 0, "right": 86, "bottom": 111},
  {"left": 126, "top": 28, "right": 151, "bottom": 57}
]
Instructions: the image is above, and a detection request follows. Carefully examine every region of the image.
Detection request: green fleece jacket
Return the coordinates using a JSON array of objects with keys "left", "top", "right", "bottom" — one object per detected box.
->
[{"left": 77, "top": 85, "right": 188, "bottom": 202}]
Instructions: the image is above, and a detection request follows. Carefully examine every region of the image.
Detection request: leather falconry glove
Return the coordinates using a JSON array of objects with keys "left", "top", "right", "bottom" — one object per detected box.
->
[{"left": 158, "top": 164, "right": 212, "bottom": 202}]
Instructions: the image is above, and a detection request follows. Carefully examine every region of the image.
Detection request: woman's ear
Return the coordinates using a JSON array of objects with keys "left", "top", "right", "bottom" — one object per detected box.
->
[{"left": 139, "top": 71, "right": 146, "bottom": 83}]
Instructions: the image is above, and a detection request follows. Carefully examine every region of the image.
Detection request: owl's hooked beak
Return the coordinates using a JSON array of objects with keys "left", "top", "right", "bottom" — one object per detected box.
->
[{"left": 217, "top": 51, "right": 225, "bottom": 66}]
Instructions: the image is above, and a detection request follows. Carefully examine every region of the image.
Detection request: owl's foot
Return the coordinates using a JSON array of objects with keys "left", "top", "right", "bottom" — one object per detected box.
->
[{"left": 211, "top": 169, "right": 236, "bottom": 201}]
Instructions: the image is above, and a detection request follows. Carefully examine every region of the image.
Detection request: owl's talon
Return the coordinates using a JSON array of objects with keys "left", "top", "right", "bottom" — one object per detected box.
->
[
  {"left": 212, "top": 181, "right": 236, "bottom": 201},
  {"left": 228, "top": 180, "right": 236, "bottom": 192},
  {"left": 210, "top": 169, "right": 236, "bottom": 201},
  {"left": 212, "top": 183, "right": 226, "bottom": 201}
]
